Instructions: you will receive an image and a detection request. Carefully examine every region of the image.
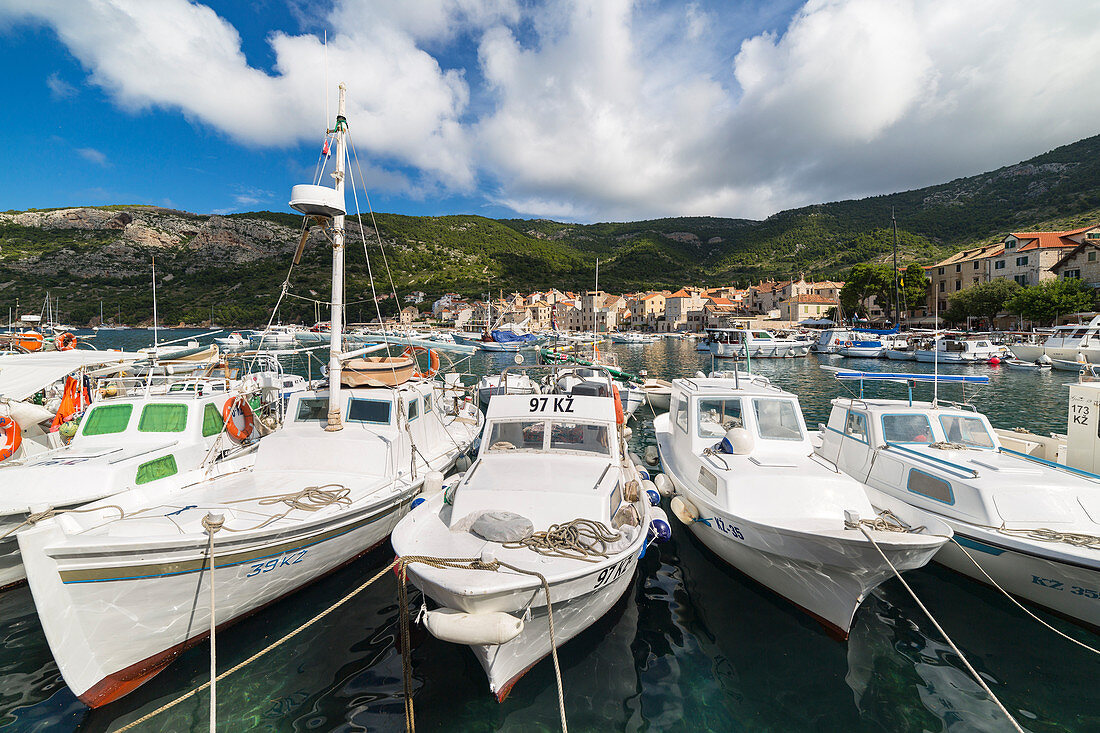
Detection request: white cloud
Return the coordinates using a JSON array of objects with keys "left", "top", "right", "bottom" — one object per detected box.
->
[
  {"left": 46, "top": 71, "right": 76, "bottom": 99},
  {"left": 5, "top": 0, "right": 1100, "bottom": 220},
  {"left": 76, "top": 147, "right": 109, "bottom": 166}
]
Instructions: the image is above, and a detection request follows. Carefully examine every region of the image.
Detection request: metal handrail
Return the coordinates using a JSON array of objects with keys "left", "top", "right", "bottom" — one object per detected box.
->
[{"left": 884, "top": 441, "right": 979, "bottom": 478}]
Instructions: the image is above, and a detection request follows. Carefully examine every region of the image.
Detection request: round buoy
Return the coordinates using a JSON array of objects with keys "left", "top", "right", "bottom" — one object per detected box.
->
[
  {"left": 648, "top": 518, "right": 672, "bottom": 544},
  {"left": 988, "top": 356, "right": 1001, "bottom": 365},
  {"left": 653, "top": 473, "right": 674, "bottom": 497},
  {"left": 646, "top": 489, "right": 661, "bottom": 506}
]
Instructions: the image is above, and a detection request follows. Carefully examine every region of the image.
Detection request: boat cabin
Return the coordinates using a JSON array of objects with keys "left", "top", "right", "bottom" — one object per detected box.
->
[
  {"left": 667, "top": 378, "right": 808, "bottom": 455},
  {"left": 446, "top": 394, "right": 626, "bottom": 529}
]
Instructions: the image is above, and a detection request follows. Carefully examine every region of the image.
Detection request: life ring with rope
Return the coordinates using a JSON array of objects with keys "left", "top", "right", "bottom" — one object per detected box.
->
[
  {"left": 0, "top": 416, "right": 21, "bottom": 462},
  {"left": 55, "top": 332, "right": 77, "bottom": 351},
  {"left": 844, "top": 340, "right": 853, "bottom": 348},
  {"left": 221, "top": 396, "right": 254, "bottom": 442},
  {"left": 402, "top": 345, "right": 440, "bottom": 378}
]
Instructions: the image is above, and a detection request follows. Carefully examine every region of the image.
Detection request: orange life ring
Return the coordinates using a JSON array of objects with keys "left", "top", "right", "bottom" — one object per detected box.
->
[
  {"left": 55, "top": 332, "right": 77, "bottom": 351},
  {"left": 222, "top": 396, "right": 254, "bottom": 441},
  {"left": 16, "top": 331, "right": 43, "bottom": 352},
  {"left": 844, "top": 341, "right": 853, "bottom": 348},
  {"left": 402, "top": 345, "right": 440, "bottom": 378},
  {"left": 0, "top": 416, "right": 21, "bottom": 462},
  {"left": 611, "top": 384, "right": 626, "bottom": 425}
]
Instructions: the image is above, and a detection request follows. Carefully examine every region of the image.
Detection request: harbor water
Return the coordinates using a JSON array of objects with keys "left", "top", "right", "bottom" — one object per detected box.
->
[{"left": 3, "top": 330, "right": 1097, "bottom": 731}]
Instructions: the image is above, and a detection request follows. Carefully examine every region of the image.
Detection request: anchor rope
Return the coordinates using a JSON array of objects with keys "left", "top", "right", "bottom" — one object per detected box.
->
[
  {"left": 856, "top": 525, "right": 1025, "bottom": 733},
  {"left": 502, "top": 518, "right": 622, "bottom": 562}
]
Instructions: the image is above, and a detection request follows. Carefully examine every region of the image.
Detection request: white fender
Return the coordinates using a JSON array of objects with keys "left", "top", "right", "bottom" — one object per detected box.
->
[
  {"left": 421, "top": 470, "right": 445, "bottom": 498},
  {"left": 641, "top": 479, "right": 658, "bottom": 496},
  {"left": 653, "top": 472, "right": 674, "bottom": 497},
  {"left": 423, "top": 607, "right": 524, "bottom": 646},
  {"left": 5, "top": 401, "right": 53, "bottom": 434},
  {"left": 644, "top": 445, "right": 659, "bottom": 466},
  {"left": 670, "top": 495, "right": 699, "bottom": 524}
]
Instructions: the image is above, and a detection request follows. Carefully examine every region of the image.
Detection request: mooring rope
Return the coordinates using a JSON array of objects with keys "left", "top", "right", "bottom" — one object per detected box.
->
[
  {"left": 396, "top": 555, "right": 569, "bottom": 733},
  {"left": 111, "top": 558, "right": 401, "bottom": 733},
  {"left": 844, "top": 508, "right": 926, "bottom": 534},
  {"left": 0, "top": 504, "right": 125, "bottom": 540},
  {"left": 856, "top": 525, "right": 1025, "bottom": 732},
  {"left": 948, "top": 537, "right": 1100, "bottom": 656},
  {"left": 503, "top": 518, "right": 622, "bottom": 562},
  {"left": 201, "top": 512, "right": 224, "bottom": 732}
]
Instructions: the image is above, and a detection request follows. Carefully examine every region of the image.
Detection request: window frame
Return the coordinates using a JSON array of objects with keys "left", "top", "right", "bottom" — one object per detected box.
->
[
  {"left": 80, "top": 403, "right": 134, "bottom": 437},
  {"left": 137, "top": 403, "right": 189, "bottom": 433},
  {"left": 937, "top": 414, "right": 994, "bottom": 449},
  {"left": 843, "top": 409, "right": 869, "bottom": 445},
  {"left": 881, "top": 413, "right": 936, "bottom": 445},
  {"left": 346, "top": 397, "right": 393, "bottom": 425},
  {"left": 751, "top": 398, "right": 804, "bottom": 442}
]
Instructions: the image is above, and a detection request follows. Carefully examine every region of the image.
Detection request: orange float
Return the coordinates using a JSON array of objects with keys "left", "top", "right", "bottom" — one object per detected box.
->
[
  {"left": 0, "top": 416, "right": 21, "bottom": 462},
  {"left": 55, "top": 332, "right": 77, "bottom": 351},
  {"left": 16, "top": 331, "right": 43, "bottom": 352}
]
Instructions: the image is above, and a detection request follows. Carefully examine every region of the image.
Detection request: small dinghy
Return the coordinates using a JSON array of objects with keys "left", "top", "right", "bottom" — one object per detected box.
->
[
  {"left": 341, "top": 355, "right": 416, "bottom": 386},
  {"left": 655, "top": 376, "right": 949, "bottom": 637},
  {"left": 392, "top": 368, "right": 669, "bottom": 699},
  {"left": 1003, "top": 358, "right": 1051, "bottom": 371}
]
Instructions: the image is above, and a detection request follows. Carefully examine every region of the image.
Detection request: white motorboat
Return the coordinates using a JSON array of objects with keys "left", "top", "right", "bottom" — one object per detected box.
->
[
  {"left": 248, "top": 324, "right": 302, "bottom": 348},
  {"left": 817, "top": 370, "right": 1100, "bottom": 630},
  {"left": 476, "top": 371, "right": 541, "bottom": 407},
  {"left": 638, "top": 377, "right": 673, "bottom": 412},
  {"left": 914, "top": 338, "right": 1004, "bottom": 363},
  {"left": 655, "top": 377, "right": 949, "bottom": 636},
  {"left": 0, "top": 389, "right": 261, "bottom": 589},
  {"left": 551, "top": 367, "right": 644, "bottom": 420},
  {"left": 18, "top": 84, "right": 484, "bottom": 708},
  {"left": 392, "top": 379, "right": 667, "bottom": 699},
  {"left": 1002, "top": 358, "right": 1051, "bottom": 371},
  {"left": 812, "top": 328, "right": 856, "bottom": 354},
  {"left": 837, "top": 339, "right": 885, "bottom": 358},
  {"left": 707, "top": 328, "right": 811, "bottom": 359},
  {"left": 609, "top": 332, "right": 657, "bottom": 344},
  {"left": 1009, "top": 315, "right": 1100, "bottom": 364},
  {"left": 213, "top": 331, "right": 250, "bottom": 349}
]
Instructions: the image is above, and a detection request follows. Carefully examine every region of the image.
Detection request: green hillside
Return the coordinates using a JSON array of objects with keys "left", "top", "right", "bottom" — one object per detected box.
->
[{"left": 1, "top": 133, "right": 1098, "bottom": 326}]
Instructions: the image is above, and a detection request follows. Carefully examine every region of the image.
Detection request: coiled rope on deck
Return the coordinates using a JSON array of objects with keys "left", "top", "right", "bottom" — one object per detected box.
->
[
  {"left": 503, "top": 518, "right": 622, "bottom": 562},
  {"left": 844, "top": 509, "right": 927, "bottom": 535}
]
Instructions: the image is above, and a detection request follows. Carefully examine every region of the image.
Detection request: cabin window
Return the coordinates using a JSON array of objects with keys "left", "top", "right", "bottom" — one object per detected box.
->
[
  {"left": 202, "top": 403, "right": 224, "bottom": 437},
  {"left": 81, "top": 404, "right": 134, "bottom": 436},
  {"left": 907, "top": 468, "right": 954, "bottom": 504},
  {"left": 751, "top": 331, "right": 772, "bottom": 339},
  {"left": 550, "top": 422, "right": 610, "bottom": 455},
  {"left": 348, "top": 398, "right": 392, "bottom": 424},
  {"left": 752, "top": 399, "right": 803, "bottom": 441},
  {"left": 138, "top": 404, "right": 189, "bottom": 433},
  {"left": 408, "top": 398, "right": 420, "bottom": 421},
  {"left": 296, "top": 398, "right": 328, "bottom": 421},
  {"left": 697, "top": 398, "right": 743, "bottom": 438},
  {"left": 674, "top": 398, "right": 689, "bottom": 433},
  {"left": 844, "top": 411, "right": 868, "bottom": 441},
  {"left": 882, "top": 414, "right": 934, "bottom": 444},
  {"left": 939, "top": 415, "right": 993, "bottom": 448},
  {"left": 487, "top": 419, "right": 545, "bottom": 450},
  {"left": 135, "top": 454, "right": 178, "bottom": 485}
]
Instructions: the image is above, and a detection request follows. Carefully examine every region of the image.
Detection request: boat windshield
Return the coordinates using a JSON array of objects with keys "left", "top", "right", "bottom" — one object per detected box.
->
[
  {"left": 486, "top": 419, "right": 609, "bottom": 455},
  {"left": 881, "top": 414, "right": 935, "bottom": 444},
  {"left": 938, "top": 414, "right": 994, "bottom": 448},
  {"left": 697, "top": 398, "right": 743, "bottom": 437},
  {"left": 752, "top": 398, "right": 802, "bottom": 441}
]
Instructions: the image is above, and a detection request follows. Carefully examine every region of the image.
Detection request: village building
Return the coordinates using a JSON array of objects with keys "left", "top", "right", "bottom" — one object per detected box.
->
[{"left": 778, "top": 294, "right": 838, "bottom": 323}]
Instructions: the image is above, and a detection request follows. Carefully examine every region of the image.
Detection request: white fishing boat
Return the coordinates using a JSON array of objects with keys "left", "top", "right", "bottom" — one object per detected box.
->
[
  {"left": 1009, "top": 315, "right": 1100, "bottom": 364},
  {"left": 1002, "top": 358, "right": 1051, "bottom": 371},
  {"left": 18, "top": 84, "right": 484, "bottom": 708},
  {"left": 837, "top": 339, "right": 885, "bottom": 358},
  {"left": 638, "top": 377, "right": 673, "bottom": 412},
  {"left": 248, "top": 324, "right": 302, "bottom": 348},
  {"left": 0, "top": 389, "right": 261, "bottom": 589},
  {"left": 609, "top": 332, "right": 657, "bottom": 344},
  {"left": 817, "top": 370, "right": 1100, "bottom": 631},
  {"left": 0, "top": 350, "right": 145, "bottom": 461},
  {"left": 392, "top": 374, "right": 668, "bottom": 699},
  {"left": 655, "top": 376, "right": 949, "bottom": 636},
  {"left": 707, "top": 328, "right": 811, "bottom": 359}
]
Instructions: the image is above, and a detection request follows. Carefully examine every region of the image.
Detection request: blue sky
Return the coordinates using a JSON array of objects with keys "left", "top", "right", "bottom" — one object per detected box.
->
[{"left": 1, "top": 0, "right": 1098, "bottom": 223}]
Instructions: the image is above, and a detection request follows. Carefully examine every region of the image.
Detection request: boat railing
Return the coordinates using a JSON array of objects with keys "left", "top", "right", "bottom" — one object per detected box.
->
[
  {"left": 883, "top": 442, "right": 980, "bottom": 478},
  {"left": 998, "top": 446, "right": 1100, "bottom": 483}
]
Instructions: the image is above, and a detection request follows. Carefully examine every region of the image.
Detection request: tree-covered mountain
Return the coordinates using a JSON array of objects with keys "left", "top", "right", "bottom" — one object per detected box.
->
[{"left": 1, "top": 133, "right": 1098, "bottom": 326}]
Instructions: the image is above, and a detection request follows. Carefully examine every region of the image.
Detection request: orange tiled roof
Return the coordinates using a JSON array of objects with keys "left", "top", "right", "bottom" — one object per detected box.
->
[
  {"left": 784, "top": 294, "right": 838, "bottom": 305},
  {"left": 667, "top": 289, "right": 694, "bottom": 298},
  {"left": 707, "top": 297, "right": 734, "bottom": 306}
]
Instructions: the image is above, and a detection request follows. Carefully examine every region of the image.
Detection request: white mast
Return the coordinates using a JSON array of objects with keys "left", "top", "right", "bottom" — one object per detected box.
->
[
  {"left": 326, "top": 83, "right": 348, "bottom": 432},
  {"left": 152, "top": 258, "right": 159, "bottom": 350}
]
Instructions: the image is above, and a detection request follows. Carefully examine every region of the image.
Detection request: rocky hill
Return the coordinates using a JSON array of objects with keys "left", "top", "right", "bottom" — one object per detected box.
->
[{"left": 2, "top": 133, "right": 1099, "bottom": 326}]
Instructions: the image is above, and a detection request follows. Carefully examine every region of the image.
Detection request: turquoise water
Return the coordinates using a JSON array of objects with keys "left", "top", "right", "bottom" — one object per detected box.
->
[{"left": 2, "top": 331, "right": 1097, "bottom": 732}]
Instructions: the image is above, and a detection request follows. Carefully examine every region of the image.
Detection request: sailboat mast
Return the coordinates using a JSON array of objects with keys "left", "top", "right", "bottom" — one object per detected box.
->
[
  {"left": 152, "top": 258, "right": 159, "bottom": 349},
  {"left": 892, "top": 208, "right": 899, "bottom": 328},
  {"left": 326, "top": 83, "right": 348, "bottom": 432}
]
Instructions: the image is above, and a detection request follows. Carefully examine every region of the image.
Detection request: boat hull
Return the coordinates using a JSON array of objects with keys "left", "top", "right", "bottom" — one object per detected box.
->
[
  {"left": 934, "top": 524, "right": 1100, "bottom": 630},
  {"left": 19, "top": 494, "right": 414, "bottom": 707}
]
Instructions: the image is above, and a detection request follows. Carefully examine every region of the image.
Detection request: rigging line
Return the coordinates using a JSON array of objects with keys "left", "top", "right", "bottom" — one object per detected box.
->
[
  {"left": 341, "top": 150, "right": 388, "bottom": 339},
  {"left": 348, "top": 132, "right": 403, "bottom": 325}
]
